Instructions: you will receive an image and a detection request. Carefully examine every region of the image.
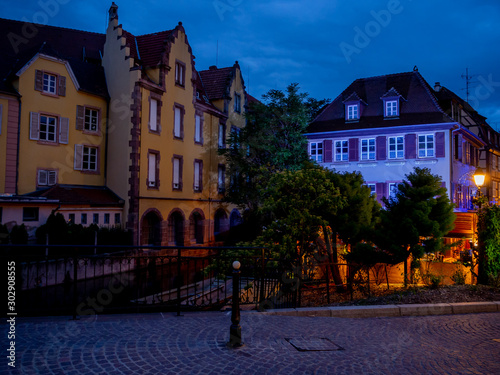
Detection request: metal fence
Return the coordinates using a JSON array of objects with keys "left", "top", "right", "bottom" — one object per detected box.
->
[{"left": 4, "top": 245, "right": 308, "bottom": 317}]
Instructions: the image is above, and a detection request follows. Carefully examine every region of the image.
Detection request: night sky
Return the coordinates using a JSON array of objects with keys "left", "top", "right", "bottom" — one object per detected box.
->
[{"left": 2, "top": 0, "right": 499, "bottom": 128}]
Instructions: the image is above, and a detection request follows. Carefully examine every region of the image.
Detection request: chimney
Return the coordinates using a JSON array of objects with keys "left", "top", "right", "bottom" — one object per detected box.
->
[
  {"left": 109, "top": 2, "right": 118, "bottom": 22},
  {"left": 209, "top": 65, "right": 217, "bottom": 70},
  {"left": 434, "top": 82, "right": 442, "bottom": 92}
]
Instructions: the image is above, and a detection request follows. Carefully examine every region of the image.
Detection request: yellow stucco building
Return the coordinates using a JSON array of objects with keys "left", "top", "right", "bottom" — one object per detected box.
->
[{"left": 0, "top": 4, "right": 249, "bottom": 245}]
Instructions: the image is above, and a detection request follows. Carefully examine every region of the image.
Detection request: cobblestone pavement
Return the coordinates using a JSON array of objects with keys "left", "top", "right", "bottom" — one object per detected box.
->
[{"left": 4, "top": 311, "right": 500, "bottom": 375}]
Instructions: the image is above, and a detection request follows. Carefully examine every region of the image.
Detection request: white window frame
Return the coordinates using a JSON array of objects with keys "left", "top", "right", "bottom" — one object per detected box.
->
[
  {"left": 234, "top": 93, "right": 241, "bottom": 113},
  {"left": 82, "top": 146, "right": 98, "bottom": 171},
  {"left": 173, "top": 156, "right": 182, "bottom": 190},
  {"left": 84, "top": 108, "right": 99, "bottom": 132},
  {"left": 175, "top": 61, "right": 185, "bottom": 87},
  {"left": 361, "top": 138, "right": 375, "bottom": 161},
  {"left": 218, "top": 123, "right": 225, "bottom": 148},
  {"left": 194, "top": 160, "right": 202, "bottom": 192},
  {"left": 149, "top": 99, "right": 158, "bottom": 132},
  {"left": 418, "top": 134, "right": 435, "bottom": 158},
  {"left": 39, "top": 115, "right": 57, "bottom": 142},
  {"left": 388, "top": 136, "right": 404, "bottom": 159},
  {"left": 334, "top": 140, "right": 348, "bottom": 161},
  {"left": 385, "top": 100, "right": 398, "bottom": 117},
  {"left": 43, "top": 73, "right": 57, "bottom": 94},
  {"left": 347, "top": 104, "right": 359, "bottom": 120},
  {"left": 195, "top": 114, "right": 202, "bottom": 143},
  {"left": 310, "top": 142, "right": 323, "bottom": 162},
  {"left": 389, "top": 182, "right": 398, "bottom": 198},
  {"left": 367, "top": 183, "right": 376, "bottom": 195},
  {"left": 218, "top": 165, "right": 225, "bottom": 193},
  {"left": 148, "top": 152, "right": 157, "bottom": 187}
]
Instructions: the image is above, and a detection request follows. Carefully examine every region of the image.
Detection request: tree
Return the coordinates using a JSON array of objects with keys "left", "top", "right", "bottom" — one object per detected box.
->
[
  {"left": 376, "top": 167, "right": 456, "bottom": 286},
  {"left": 254, "top": 164, "right": 345, "bottom": 269},
  {"left": 477, "top": 205, "right": 500, "bottom": 285},
  {"left": 221, "top": 83, "right": 329, "bottom": 214}
]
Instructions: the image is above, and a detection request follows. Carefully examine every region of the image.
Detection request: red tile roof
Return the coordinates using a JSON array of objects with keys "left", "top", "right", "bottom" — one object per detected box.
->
[
  {"left": 25, "top": 185, "right": 124, "bottom": 207},
  {"left": 122, "top": 29, "right": 173, "bottom": 68},
  {"left": 199, "top": 66, "right": 234, "bottom": 100}
]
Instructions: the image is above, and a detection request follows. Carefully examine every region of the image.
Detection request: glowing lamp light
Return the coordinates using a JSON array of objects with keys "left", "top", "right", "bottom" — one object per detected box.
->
[{"left": 473, "top": 167, "right": 486, "bottom": 188}]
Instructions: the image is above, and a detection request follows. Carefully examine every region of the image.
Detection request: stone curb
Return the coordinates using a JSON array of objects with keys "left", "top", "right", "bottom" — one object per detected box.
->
[{"left": 259, "top": 301, "right": 500, "bottom": 318}]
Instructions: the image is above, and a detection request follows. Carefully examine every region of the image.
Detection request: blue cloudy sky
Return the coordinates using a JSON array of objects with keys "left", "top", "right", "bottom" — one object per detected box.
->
[{"left": 2, "top": 0, "right": 500, "bottom": 128}]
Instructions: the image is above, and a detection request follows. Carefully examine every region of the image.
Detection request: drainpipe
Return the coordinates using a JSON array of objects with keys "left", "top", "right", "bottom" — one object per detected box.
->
[{"left": 15, "top": 96, "right": 22, "bottom": 195}]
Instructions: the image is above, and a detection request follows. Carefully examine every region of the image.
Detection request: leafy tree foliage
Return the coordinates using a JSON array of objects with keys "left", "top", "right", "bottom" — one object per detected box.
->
[
  {"left": 221, "top": 83, "right": 329, "bottom": 213},
  {"left": 477, "top": 205, "right": 500, "bottom": 285},
  {"left": 375, "top": 167, "right": 456, "bottom": 285},
  {"left": 10, "top": 224, "right": 28, "bottom": 244}
]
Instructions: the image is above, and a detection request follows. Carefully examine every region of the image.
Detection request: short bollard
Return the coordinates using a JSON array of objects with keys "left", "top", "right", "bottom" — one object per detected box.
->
[{"left": 227, "top": 260, "right": 243, "bottom": 348}]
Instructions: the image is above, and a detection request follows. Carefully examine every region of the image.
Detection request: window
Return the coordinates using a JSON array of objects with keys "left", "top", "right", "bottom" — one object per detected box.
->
[
  {"left": 218, "top": 164, "right": 226, "bottom": 193},
  {"left": 104, "top": 213, "right": 110, "bottom": 224},
  {"left": 68, "top": 213, "right": 75, "bottom": 223},
  {"left": 74, "top": 145, "right": 99, "bottom": 172},
  {"left": 175, "top": 61, "right": 185, "bottom": 87},
  {"left": 114, "top": 213, "right": 121, "bottom": 225},
  {"left": 38, "top": 170, "right": 57, "bottom": 186},
  {"left": 173, "top": 104, "right": 184, "bottom": 139},
  {"left": 150, "top": 98, "right": 158, "bottom": 132},
  {"left": 84, "top": 108, "right": 99, "bottom": 132},
  {"left": 385, "top": 100, "right": 398, "bottom": 117},
  {"left": 43, "top": 73, "right": 57, "bottom": 94},
  {"left": 310, "top": 142, "right": 323, "bottom": 162},
  {"left": 195, "top": 114, "right": 203, "bottom": 144},
  {"left": 23, "top": 207, "right": 39, "bottom": 222},
  {"left": 218, "top": 123, "right": 226, "bottom": 148},
  {"left": 148, "top": 152, "right": 159, "bottom": 188},
  {"left": 388, "top": 136, "right": 404, "bottom": 159},
  {"left": 30, "top": 112, "right": 69, "bottom": 144},
  {"left": 334, "top": 140, "right": 348, "bottom": 161},
  {"left": 418, "top": 134, "right": 434, "bottom": 158},
  {"left": 35, "top": 70, "right": 66, "bottom": 96},
  {"left": 347, "top": 104, "right": 359, "bottom": 120},
  {"left": 81, "top": 213, "right": 87, "bottom": 225},
  {"left": 172, "top": 155, "right": 183, "bottom": 190},
  {"left": 361, "top": 138, "right": 375, "bottom": 160},
  {"left": 194, "top": 159, "right": 203, "bottom": 192},
  {"left": 93, "top": 213, "right": 99, "bottom": 224},
  {"left": 389, "top": 183, "right": 398, "bottom": 198},
  {"left": 83, "top": 146, "right": 98, "bottom": 171},
  {"left": 39, "top": 115, "right": 57, "bottom": 142},
  {"left": 367, "top": 184, "right": 376, "bottom": 195},
  {"left": 234, "top": 93, "right": 241, "bottom": 113}
]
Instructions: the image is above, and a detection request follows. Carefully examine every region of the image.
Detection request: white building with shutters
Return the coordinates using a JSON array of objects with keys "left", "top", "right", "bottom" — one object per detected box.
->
[{"left": 306, "top": 70, "right": 487, "bottom": 243}]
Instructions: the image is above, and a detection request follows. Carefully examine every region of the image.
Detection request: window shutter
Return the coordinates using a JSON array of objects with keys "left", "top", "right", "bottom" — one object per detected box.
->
[
  {"left": 405, "top": 134, "right": 416, "bottom": 159},
  {"left": 457, "top": 135, "right": 462, "bottom": 162},
  {"left": 198, "top": 160, "right": 203, "bottom": 191},
  {"left": 174, "top": 107, "right": 181, "bottom": 137},
  {"left": 148, "top": 154, "right": 156, "bottom": 186},
  {"left": 470, "top": 144, "right": 475, "bottom": 165},
  {"left": 348, "top": 138, "right": 359, "bottom": 162},
  {"left": 435, "top": 132, "right": 445, "bottom": 157},
  {"left": 156, "top": 100, "right": 162, "bottom": 132},
  {"left": 30, "top": 112, "right": 40, "bottom": 140},
  {"left": 76, "top": 105, "right": 84, "bottom": 130},
  {"left": 59, "top": 117, "right": 69, "bottom": 144},
  {"left": 74, "top": 144, "right": 83, "bottom": 170},
  {"left": 48, "top": 170, "right": 57, "bottom": 185},
  {"left": 323, "top": 140, "right": 332, "bottom": 163},
  {"left": 376, "top": 182, "right": 387, "bottom": 204},
  {"left": 58, "top": 76, "right": 66, "bottom": 96},
  {"left": 376, "top": 136, "right": 386, "bottom": 160},
  {"left": 35, "top": 70, "right": 43, "bottom": 91},
  {"left": 38, "top": 170, "right": 48, "bottom": 185},
  {"left": 149, "top": 99, "right": 157, "bottom": 131}
]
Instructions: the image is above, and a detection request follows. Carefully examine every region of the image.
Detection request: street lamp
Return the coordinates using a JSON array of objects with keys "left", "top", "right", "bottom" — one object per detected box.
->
[{"left": 473, "top": 167, "right": 486, "bottom": 196}]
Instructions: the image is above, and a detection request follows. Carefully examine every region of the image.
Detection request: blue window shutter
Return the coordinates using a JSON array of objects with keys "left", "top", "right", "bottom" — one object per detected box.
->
[
  {"left": 323, "top": 140, "right": 332, "bottom": 163},
  {"left": 349, "top": 138, "right": 359, "bottom": 161},
  {"left": 435, "top": 132, "right": 445, "bottom": 157},
  {"left": 376, "top": 136, "right": 386, "bottom": 160},
  {"left": 405, "top": 134, "right": 416, "bottom": 159}
]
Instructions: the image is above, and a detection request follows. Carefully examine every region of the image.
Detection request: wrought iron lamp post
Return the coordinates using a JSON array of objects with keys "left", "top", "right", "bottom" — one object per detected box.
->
[{"left": 473, "top": 167, "right": 487, "bottom": 284}]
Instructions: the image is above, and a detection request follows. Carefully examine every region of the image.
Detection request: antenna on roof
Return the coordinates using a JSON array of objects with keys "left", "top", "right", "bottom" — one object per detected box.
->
[
  {"left": 216, "top": 40, "right": 218, "bottom": 67},
  {"left": 461, "top": 67, "right": 478, "bottom": 104}
]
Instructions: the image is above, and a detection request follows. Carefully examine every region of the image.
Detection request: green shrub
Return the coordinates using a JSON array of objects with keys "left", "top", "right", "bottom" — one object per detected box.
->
[
  {"left": 10, "top": 224, "right": 28, "bottom": 244},
  {"left": 422, "top": 272, "right": 444, "bottom": 289},
  {"left": 451, "top": 268, "right": 467, "bottom": 285}
]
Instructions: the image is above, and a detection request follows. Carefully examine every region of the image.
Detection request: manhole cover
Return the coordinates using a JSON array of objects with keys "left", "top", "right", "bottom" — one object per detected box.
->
[{"left": 285, "top": 337, "right": 344, "bottom": 352}]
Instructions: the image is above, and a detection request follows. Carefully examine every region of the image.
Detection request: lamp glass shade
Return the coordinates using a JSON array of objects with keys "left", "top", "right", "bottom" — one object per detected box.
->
[{"left": 473, "top": 168, "right": 486, "bottom": 187}]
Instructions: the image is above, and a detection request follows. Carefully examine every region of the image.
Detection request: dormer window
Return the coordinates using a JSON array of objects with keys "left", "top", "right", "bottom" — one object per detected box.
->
[
  {"left": 347, "top": 104, "right": 359, "bottom": 121},
  {"left": 385, "top": 100, "right": 398, "bottom": 117}
]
